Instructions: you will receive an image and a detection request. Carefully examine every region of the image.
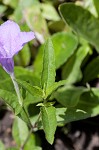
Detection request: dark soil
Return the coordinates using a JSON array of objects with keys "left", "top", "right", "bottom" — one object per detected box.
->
[{"left": 0, "top": 101, "right": 16, "bottom": 148}]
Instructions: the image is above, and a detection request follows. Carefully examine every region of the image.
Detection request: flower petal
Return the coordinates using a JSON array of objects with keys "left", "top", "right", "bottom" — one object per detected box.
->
[
  {"left": 0, "top": 58, "right": 14, "bottom": 74},
  {"left": 19, "top": 31, "right": 35, "bottom": 46},
  {"left": 0, "top": 20, "right": 20, "bottom": 57},
  {"left": 11, "top": 31, "right": 35, "bottom": 56},
  {"left": 0, "top": 44, "right": 5, "bottom": 57}
]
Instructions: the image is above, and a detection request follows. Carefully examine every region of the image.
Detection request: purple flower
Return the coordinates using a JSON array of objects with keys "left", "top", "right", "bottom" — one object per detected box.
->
[{"left": 0, "top": 20, "right": 35, "bottom": 74}]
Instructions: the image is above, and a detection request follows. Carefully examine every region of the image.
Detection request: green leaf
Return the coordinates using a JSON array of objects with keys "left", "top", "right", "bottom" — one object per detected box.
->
[
  {"left": 24, "top": 4, "right": 49, "bottom": 43},
  {"left": 62, "top": 44, "right": 90, "bottom": 84},
  {"left": 0, "top": 5, "right": 7, "bottom": 14},
  {"left": 16, "top": 79, "right": 43, "bottom": 98},
  {"left": 13, "top": 117, "right": 28, "bottom": 148},
  {"left": 10, "top": 0, "right": 39, "bottom": 22},
  {"left": 14, "top": 67, "right": 40, "bottom": 87},
  {"left": 0, "top": 67, "right": 40, "bottom": 93},
  {"left": 24, "top": 92, "right": 43, "bottom": 106},
  {"left": 56, "top": 88, "right": 99, "bottom": 125},
  {"left": 83, "top": 56, "right": 99, "bottom": 83},
  {"left": 41, "top": 3, "right": 60, "bottom": 21},
  {"left": 59, "top": 3, "right": 99, "bottom": 52},
  {"left": 54, "top": 86, "right": 86, "bottom": 107},
  {"left": 52, "top": 32, "right": 78, "bottom": 69},
  {"left": 0, "top": 89, "right": 21, "bottom": 115},
  {"left": 19, "top": 0, "right": 39, "bottom": 8},
  {"left": 46, "top": 80, "right": 67, "bottom": 99},
  {"left": 12, "top": 116, "right": 37, "bottom": 149},
  {"left": 93, "top": 0, "right": 99, "bottom": 17},
  {"left": 14, "top": 44, "right": 31, "bottom": 67},
  {"left": 40, "top": 106, "right": 57, "bottom": 144},
  {"left": 7, "top": 148, "right": 18, "bottom": 150},
  {"left": 34, "top": 32, "right": 78, "bottom": 79},
  {"left": 18, "top": 108, "right": 31, "bottom": 125},
  {"left": 0, "top": 67, "right": 9, "bottom": 81},
  {"left": 0, "top": 141, "right": 5, "bottom": 150},
  {"left": 3, "top": 0, "right": 18, "bottom": 8},
  {"left": 26, "top": 104, "right": 41, "bottom": 126},
  {"left": 41, "top": 38, "right": 56, "bottom": 93},
  {"left": 82, "top": 0, "right": 98, "bottom": 17},
  {"left": 48, "top": 20, "right": 65, "bottom": 32}
]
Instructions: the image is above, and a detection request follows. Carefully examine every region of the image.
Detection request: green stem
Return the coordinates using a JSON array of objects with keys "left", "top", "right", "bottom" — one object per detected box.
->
[
  {"left": 10, "top": 73, "right": 33, "bottom": 128},
  {"left": 22, "top": 106, "right": 33, "bottom": 129},
  {"left": 10, "top": 72, "right": 41, "bottom": 149},
  {"left": 10, "top": 72, "right": 23, "bottom": 106}
]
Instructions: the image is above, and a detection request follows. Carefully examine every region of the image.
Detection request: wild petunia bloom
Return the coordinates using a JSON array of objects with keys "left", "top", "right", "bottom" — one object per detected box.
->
[{"left": 0, "top": 20, "right": 35, "bottom": 74}]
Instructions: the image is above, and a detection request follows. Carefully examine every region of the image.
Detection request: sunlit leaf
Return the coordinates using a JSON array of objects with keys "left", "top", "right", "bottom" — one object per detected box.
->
[
  {"left": 59, "top": 3, "right": 99, "bottom": 52},
  {"left": 56, "top": 88, "right": 99, "bottom": 125},
  {"left": 62, "top": 43, "right": 90, "bottom": 84},
  {"left": 24, "top": 4, "right": 49, "bottom": 43},
  {"left": 41, "top": 3, "right": 60, "bottom": 21}
]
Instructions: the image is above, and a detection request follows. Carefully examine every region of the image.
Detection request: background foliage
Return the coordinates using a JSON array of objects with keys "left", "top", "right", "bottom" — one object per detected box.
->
[{"left": 0, "top": 0, "right": 99, "bottom": 149}]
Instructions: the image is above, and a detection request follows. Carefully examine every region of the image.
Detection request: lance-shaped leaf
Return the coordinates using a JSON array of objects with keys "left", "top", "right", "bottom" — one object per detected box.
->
[
  {"left": 40, "top": 106, "right": 57, "bottom": 144},
  {"left": 46, "top": 80, "right": 67, "bottom": 99},
  {"left": 41, "top": 38, "right": 56, "bottom": 93},
  {"left": 34, "top": 32, "right": 78, "bottom": 79},
  {"left": 16, "top": 79, "right": 43, "bottom": 98},
  {"left": 0, "top": 89, "right": 21, "bottom": 115},
  {"left": 59, "top": 3, "right": 99, "bottom": 52}
]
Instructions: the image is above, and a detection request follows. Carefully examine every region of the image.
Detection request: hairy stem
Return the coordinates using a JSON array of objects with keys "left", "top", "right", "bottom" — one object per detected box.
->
[
  {"left": 10, "top": 73, "right": 33, "bottom": 127},
  {"left": 10, "top": 72, "right": 23, "bottom": 106}
]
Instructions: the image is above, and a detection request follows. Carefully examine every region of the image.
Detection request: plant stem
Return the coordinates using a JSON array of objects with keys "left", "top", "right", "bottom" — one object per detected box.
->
[
  {"left": 10, "top": 72, "right": 41, "bottom": 149},
  {"left": 20, "top": 113, "right": 41, "bottom": 150},
  {"left": 10, "top": 73, "right": 33, "bottom": 128},
  {"left": 20, "top": 128, "right": 33, "bottom": 150},
  {"left": 22, "top": 106, "right": 33, "bottom": 129},
  {"left": 10, "top": 72, "right": 23, "bottom": 106}
]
